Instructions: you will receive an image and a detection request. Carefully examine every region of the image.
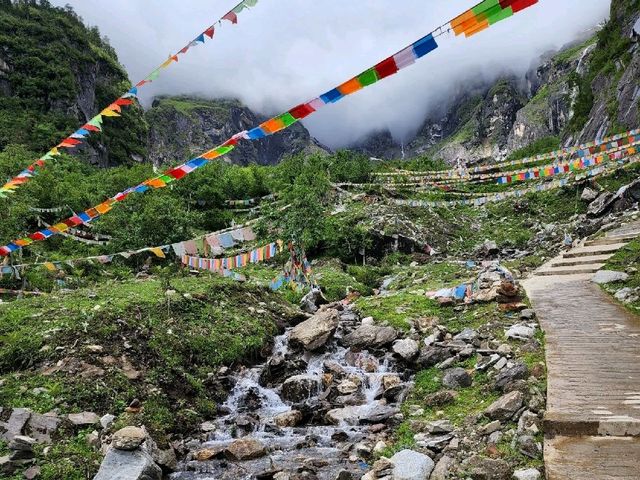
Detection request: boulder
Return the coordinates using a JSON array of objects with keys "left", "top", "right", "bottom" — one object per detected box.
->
[
  {"left": 519, "top": 309, "right": 536, "bottom": 320},
  {"left": 224, "top": 438, "right": 266, "bottom": 461},
  {"left": 68, "top": 412, "right": 100, "bottom": 427},
  {"left": 417, "top": 346, "right": 454, "bottom": 368},
  {"left": 289, "top": 309, "right": 339, "bottom": 351},
  {"left": 454, "top": 328, "right": 479, "bottom": 343},
  {"left": 494, "top": 363, "right": 529, "bottom": 391},
  {"left": 93, "top": 448, "right": 162, "bottom": 480},
  {"left": 342, "top": 324, "right": 397, "bottom": 349},
  {"left": 591, "top": 270, "right": 629, "bottom": 284},
  {"left": 615, "top": 287, "right": 639, "bottom": 303},
  {"left": 431, "top": 455, "right": 454, "bottom": 480},
  {"left": 424, "top": 390, "right": 457, "bottom": 407},
  {"left": 274, "top": 410, "right": 303, "bottom": 428},
  {"left": 0, "top": 408, "right": 31, "bottom": 442},
  {"left": 468, "top": 456, "right": 511, "bottom": 480},
  {"left": 484, "top": 391, "right": 524, "bottom": 421},
  {"left": 281, "top": 375, "right": 321, "bottom": 403},
  {"left": 581, "top": 187, "right": 599, "bottom": 202},
  {"left": 392, "top": 338, "right": 420, "bottom": 361},
  {"left": 100, "top": 414, "right": 116, "bottom": 431},
  {"left": 513, "top": 468, "right": 541, "bottom": 480},
  {"left": 8, "top": 435, "right": 35, "bottom": 452},
  {"left": 588, "top": 192, "right": 614, "bottom": 217},
  {"left": 112, "top": 426, "right": 146, "bottom": 451},
  {"left": 505, "top": 324, "right": 535, "bottom": 341},
  {"left": 25, "top": 412, "right": 61, "bottom": 444},
  {"left": 299, "top": 286, "right": 327, "bottom": 313},
  {"left": 389, "top": 449, "right": 435, "bottom": 480},
  {"left": 193, "top": 446, "right": 225, "bottom": 461},
  {"left": 442, "top": 368, "right": 472, "bottom": 389}
]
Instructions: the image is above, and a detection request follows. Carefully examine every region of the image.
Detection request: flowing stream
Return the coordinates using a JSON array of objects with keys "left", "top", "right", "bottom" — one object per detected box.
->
[{"left": 170, "top": 305, "right": 406, "bottom": 480}]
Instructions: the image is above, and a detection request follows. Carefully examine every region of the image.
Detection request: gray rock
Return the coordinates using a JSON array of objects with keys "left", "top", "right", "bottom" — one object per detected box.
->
[
  {"left": 588, "top": 192, "right": 614, "bottom": 217},
  {"left": 494, "top": 363, "right": 529, "bottom": 391},
  {"left": 26, "top": 412, "right": 61, "bottom": 444},
  {"left": 8, "top": 435, "right": 35, "bottom": 452},
  {"left": 426, "top": 420, "right": 454, "bottom": 434},
  {"left": 343, "top": 324, "right": 398, "bottom": 349},
  {"left": 454, "top": 328, "right": 479, "bottom": 343},
  {"left": 519, "top": 309, "right": 536, "bottom": 320},
  {"left": 615, "top": 287, "right": 639, "bottom": 303},
  {"left": 224, "top": 438, "right": 266, "bottom": 460},
  {"left": 484, "top": 391, "right": 524, "bottom": 421},
  {"left": 517, "top": 434, "right": 541, "bottom": 459},
  {"left": 68, "top": 412, "right": 100, "bottom": 427},
  {"left": 417, "top": 346, "right": 454, "bottom": 368},
  {"left": 581, "top": 187, "right": 599, "bottom": 201},
  {"left": 0, "top": 408, "right": 31, "bottom": 442},
  {"left": 392, "top": 338, "right": 420, "bottom": 361},
  {"left": 289, "top": 309, "right": 339, "bottom": 351},
  {"left": 513, "top": 468, "right": 541, "bottom": 480},
  {"left": 505, "top": 324, "right": 535, "bottom": 340},
  {"left": 112, "top": 426, "right": 146, "bottom": 451},
  {"left": 299, "top": 287, "right": 326, "bottom": 313},
  {"left": 431, "top": 455, "right": 454, "bottom": 480},
  {"left": 389, "top": 449, "right": 435, "bottom": 480},
  {"left": 413, "top": 433, "right": 453, "bottom": 451},
  {"left": 480, "top": 420, "right": 502, "bottom": 435},
  {"left": 100, "top": 414, "right": 116, "bottom": 431},
  {"left": 442, "top": 368, "right": 472, "bottom": 389},
  {"left": 281, "top": 375, "right": 321, "bottom": 403},
  {"left": 468, "top": 455, "right": 511, "bottom": 480},
  {"left": 592, "top": 270, "right": 629, "bottom": 284},
  {"left": 93, "top": 448, "right": 162, "bottom": 480},
  {"left": 274, "top": 410, "right": 303, "bottom": 428}
]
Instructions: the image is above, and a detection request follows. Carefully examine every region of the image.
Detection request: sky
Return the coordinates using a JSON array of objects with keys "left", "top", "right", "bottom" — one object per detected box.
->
[{"left": 51, "top": 0, "right": 611, "bottom": 148}]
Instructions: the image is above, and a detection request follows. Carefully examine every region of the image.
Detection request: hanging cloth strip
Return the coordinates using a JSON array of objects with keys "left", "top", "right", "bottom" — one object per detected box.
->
[
  {"left": 0, "top": 0, "right": 539, "bottom": 257},
  {"left": 388, "top": 153, "right": 640, "bottom": 209},
  {"left": 0, "top": 0, "right": 261, "bottom": 198}
]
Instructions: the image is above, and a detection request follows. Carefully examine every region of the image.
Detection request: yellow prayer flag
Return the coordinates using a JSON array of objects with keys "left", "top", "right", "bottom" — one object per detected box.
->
[
  {"left": 150, "top": 247, "right": 166, "bottom": 258},
  {"left": 101, "top": 109, "right": 121, "bottom": 117},
  {"left": 44, "top": 262, "right": 57, "bottom": 271}
]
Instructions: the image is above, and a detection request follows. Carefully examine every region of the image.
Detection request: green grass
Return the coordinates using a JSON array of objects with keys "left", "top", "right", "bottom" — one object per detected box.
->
[
  {"left": 0, "top": 273, "right": 295, "bottom": 440},
  {"left": 601, "top": 239, "right": 640, "bottom": 312},
  {"left": 355, "top": 291, "right": 442, "bottom": 331}
]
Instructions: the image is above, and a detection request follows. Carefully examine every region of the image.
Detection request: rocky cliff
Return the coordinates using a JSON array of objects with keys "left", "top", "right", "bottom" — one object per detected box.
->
[
  {"left": 356, "top": 0, "right": 640, "bottom": 164},
  {"left": 145, "top": 96, "right": 330, "bottom": 166},
  {"left": 0, "top": 1, "right": 147, "bottom": 166}
]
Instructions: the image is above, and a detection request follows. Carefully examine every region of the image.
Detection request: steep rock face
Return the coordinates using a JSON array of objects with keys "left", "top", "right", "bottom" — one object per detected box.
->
[
  {"left": 0, "top": 2, "right": 147, "bottom": 166},
  {"left": 508, "top": 38, "right": 597, "bottom": 151},
  {"left": 145, "top": 97, "right": 329, "bottom": 166},
  {"left": 352, "top": 130, "right": 402, "bottom": 160}
]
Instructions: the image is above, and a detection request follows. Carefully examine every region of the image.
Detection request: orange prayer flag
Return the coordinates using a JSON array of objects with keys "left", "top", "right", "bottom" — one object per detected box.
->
[
  {"left": 464, "top": 20, "right": 490, "bottom": 37},
  {"left": 451, "top": 9, "right": 476, "bottom": 35},
  {"left": 338, "top": 77, "right": 363, "bottom": 95},
  {"left": 261, "top": 117, "right": 286, "bottom": 134},
  {"left": 201, "top": 149, "right": 221, "bottom": 160}
]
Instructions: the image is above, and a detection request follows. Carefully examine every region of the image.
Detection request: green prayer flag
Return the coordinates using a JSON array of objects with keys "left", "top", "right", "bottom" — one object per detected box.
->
[
  {"left": 278, "top": 112, "right": 298, "bottom": 127},
  {"left": 472, "top": 0, "right": 500, "bottom": 16},
  {"left": 358, "top": 68, "right": 378, "bottom": 87},
  {"left": 159, "top": 174, "right": 174, "bottom": 183},
  {"left": 215, "top": 146, "right": 234, "bottom": 156},
  {"left": 243, "top": 0, "right": 258, "bottom": 6},
  {"left": 488, "top": 6, "right": 513, "bottom": 24}
]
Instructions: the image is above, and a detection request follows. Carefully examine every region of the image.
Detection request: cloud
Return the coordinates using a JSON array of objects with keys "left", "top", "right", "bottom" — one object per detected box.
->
[{"left": 52, "top": 0, "right": 610, "bottom": 148}]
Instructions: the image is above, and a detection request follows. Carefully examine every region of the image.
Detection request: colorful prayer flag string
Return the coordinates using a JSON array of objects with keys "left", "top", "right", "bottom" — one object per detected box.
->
[
  {"left": 0, "top": 0, "right": 539, "bottom": 257},
  {"left": 0, "top": 0, "right": 260, "bottom": 198}
]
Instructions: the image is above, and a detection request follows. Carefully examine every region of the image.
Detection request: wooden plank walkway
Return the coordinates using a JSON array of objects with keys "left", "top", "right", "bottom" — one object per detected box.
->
[{"left": 523, "top": 220, "right": 640, "bottom": 479}]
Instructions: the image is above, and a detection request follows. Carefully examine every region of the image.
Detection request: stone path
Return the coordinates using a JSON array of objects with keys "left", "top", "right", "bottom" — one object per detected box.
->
[{"left": 523, "top": 220, "right": 640, "bottom": 479}]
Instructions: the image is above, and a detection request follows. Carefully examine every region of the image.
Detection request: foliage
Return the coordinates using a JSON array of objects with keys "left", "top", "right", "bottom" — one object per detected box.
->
[
  {"left": 0, "top": 0, "right": 147, "bottom": 164},
  {"left": 506, "top": 136, "right": 560, "bottom": 161}
]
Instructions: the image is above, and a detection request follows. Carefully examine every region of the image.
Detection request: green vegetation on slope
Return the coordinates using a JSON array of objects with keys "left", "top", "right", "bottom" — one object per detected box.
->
[{"left": 0, "top": 0, "right": 147, "bottom": 164}]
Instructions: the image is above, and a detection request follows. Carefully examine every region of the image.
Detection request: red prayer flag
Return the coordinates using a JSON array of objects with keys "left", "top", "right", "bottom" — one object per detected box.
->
[
  {"left": 167, "top": 167, "right": 187, "bottom": 180},
  {"left": 115, "top": 98, "right": 134, "bottom": 106},
  {"left": 204, "top": 26, "right": 215, "bottom": 38},
  {"left": 374, "top": 57, "right": 399, "bottom": 79},
  {"left": 222, "top": 11, "right": 238, "bottom": 24},
  {"left": 83, "top": 124, "right": 101, "bottom": 132},
  {"left": 289, "top": 103, "right": 315, "bottom": 119},
  {"left": 29, "top": 232, "right": 46, "bottom": 241},
  {"left": 509, "top": 0, "right": 538, "bottom": 13}
]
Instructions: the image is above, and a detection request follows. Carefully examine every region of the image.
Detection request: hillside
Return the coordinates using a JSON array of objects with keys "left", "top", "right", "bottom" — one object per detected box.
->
[
  {"left": 145, "top": 96, "right": 329, "bottom": 166},
  {"left": 0, "top": 0, "right": 639, "bottom": 479},
  {"left": 0, "top": 0, "right": 147, "bottom": 167},
  {"left": 355, "top": 4, "right": 640, "bottom": 163}
]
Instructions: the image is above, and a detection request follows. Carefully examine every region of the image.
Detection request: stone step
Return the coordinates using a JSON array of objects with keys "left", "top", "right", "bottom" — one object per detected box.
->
[
  {"left": 551, "top": 254, "right": 614, "bottom": 267},
  {"left": 544, "top": 412, "right": 640, "bottom": 438},
  {"left": 545, "top": 436, "right": 640, "bottom": 480},
  {"left": 537, "top": 264, "right": 604, "bottom": 276},
  {"left": 562, "top": 243, "right": 628, "bottom": 258},
  {"left": 585, "top": 234, "right": 638, "bottom": 246}
]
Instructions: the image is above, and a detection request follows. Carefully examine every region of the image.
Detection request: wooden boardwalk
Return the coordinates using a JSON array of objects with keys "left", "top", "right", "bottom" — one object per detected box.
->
[{"left": 524, "top": 221, "right": 640, "bottom": 479}]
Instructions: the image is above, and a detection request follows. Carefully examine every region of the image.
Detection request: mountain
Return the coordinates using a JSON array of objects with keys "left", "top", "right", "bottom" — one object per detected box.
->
[
  {"left": 0, "top": 0, "right": 148, "bottom": 167},
  {"left": 355, "top": 0, "right": 640, "bottom": 163},
  {"left": 145, "top": 96, "right": 330, "bottom": 166}
]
